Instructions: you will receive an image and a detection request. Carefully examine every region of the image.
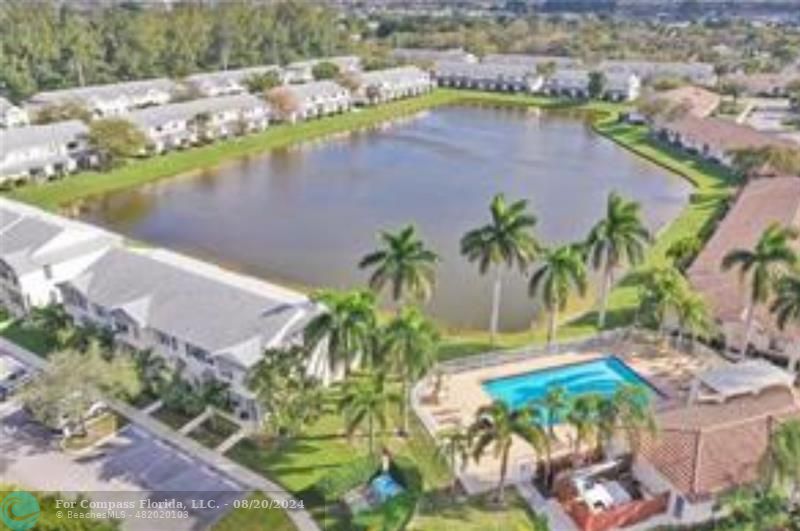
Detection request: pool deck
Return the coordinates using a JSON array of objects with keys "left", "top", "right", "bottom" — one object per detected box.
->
[{"left": 416, "top": 339, "right": 724, "bottom": 495}]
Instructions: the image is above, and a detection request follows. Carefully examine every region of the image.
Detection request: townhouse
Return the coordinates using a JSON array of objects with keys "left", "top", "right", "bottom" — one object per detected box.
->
[
  {"left": 184, "top": 65, "right": 282, "bottom": 97},
  {"left": 688, "top": 177, "right": 800, "bottom": 364},
  {"left": 635, "top": 365, "right": 800, "bottom": 525},
  {"left": 27, "top": 78, "right": 179, "bottom": 119},
  {"left": 433, "top": 61, "right": 543, "bottom": 93},
  {"left": 656, "top": 115, "right": 795, "bottom": 165},
  {"left": 57, "top": 246, "right": 325, "bottom": 420},
  {"left": 0, "top": 199, "right": 119, "bottom": 317},
  {"left": 282, "top": 55, "right": 362, "bottom": 84},
  {"left": 0, "top": 97, "right": 29, "bottom": 128},
  {"left": 268, "top": 80, "right": 352, "bottom": 122},
  {"left": 0, "top": 120, "right": 91, "bottom": 182},
  {"left": 353, "top": 66, "right": 434, "bottom": 105},
  {"left": 543, "top": 69, "right": 640, "bottom": 101},
  {"left": 481, "top": 53, "right": 580, "bottom": 70},
  {"left": 392, "top": 47, "right": 477, "bottom": 65},
  {"left": 125, "top": 94, "right": 270, "bottom": 154},
  {"left": 724, "top": 72, "right": 800, "bottom": 97},
  {"left": 598, "top": 60, "right": 717, "bottom": 86}
]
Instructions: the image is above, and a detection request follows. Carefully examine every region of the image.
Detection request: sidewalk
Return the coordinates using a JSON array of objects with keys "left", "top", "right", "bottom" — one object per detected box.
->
[{"left": 0, "top": 337, "right": 321, "bottom": 531}]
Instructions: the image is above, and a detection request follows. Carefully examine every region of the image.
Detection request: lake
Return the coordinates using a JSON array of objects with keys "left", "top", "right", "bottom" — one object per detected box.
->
[{"left": 78, "top": 105, "right": 691, "bottom": 332}]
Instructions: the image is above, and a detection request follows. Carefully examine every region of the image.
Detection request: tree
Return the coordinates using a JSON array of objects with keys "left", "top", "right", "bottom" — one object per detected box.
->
[
  {"left": 460, "top": 194, "right": 540, "bottom": 343},
  {"left": 586, "top": 192, "right": 651, "bottom": 328},
  {"left": 88, "top": 118, "right": 147, "bottom": 168},
  {"left": 312, "top": 61, "right": 340, "bottom": 80},
  {"left": 133, "top": 349, "right": 169, "bottom": 398},
  {"left": 588, "top": 71, "right": 606, "bottom": 99},
  {"left": 266, "top": 86, "right": 301, "bottom": 121},
  {"left": 764, "top": 419, "right": 800, "bottom": 503},
  {"left": 338, "top": 370, "right": 400, "bottom": 456},
  {"left": 535, "top": 386, "right": 568, "bottom": 487},
  {"left": 247, "top": 346, "right": 323, "bottom": 439},
  {"left": 666, "top": 235, "right": 702, "bottom": 271},
  {"left": 718, "top": 488, "right": 793, "bottom": 531},
  {"left": 565, "top": 394, "right": 602, "bottom": 467},
  {"left": 722, "top": 223, "right": 798, "bottom": 354},
  {"left": 437, "top": 424, "right": 470, "bottom": 497},
  {"left": 771, "top": 274, "right": 800, "bottom": 331},
  {"left": 637, "top": 266, "right": 689, "bottom": 335},
  {"left": 529, "top": 244, "right": 588, "bottom": 348},
  {"left": 721, "top": 80, "right": 745, "bottom": 104},
  {"left": 675, "top": 290, "right": 714, "bottom": 347},
  {"left": 535, "top": 61, "right": 557, "bottom": 80},
  {"left": 359, "top": 225, "right": 439, "bottom": 305},
  {"left": 728, "top": 146, "right": 800, "bottom": 178},
  {"left": 599, "top": 385, "right": 657, "bottom": 457},
  {"left": 384, "top": 306, "right": 439, "bottom": 434},
  {"left": 34, "top": 101, "right": 92, "bottom": 125},
  {"left": 469, "top": 401, "right": 547, "bottom": 504},
  {"left": 303, "top": 289, "right": 377, "bottom": 379},
  {"left": 28, "top": 304, "right": 73, "bottom": 346},
  {"left": 20, "top": 346, "right": 141, "bottom": 436},
  {"left": 244, "top": 70, "right": 282, "bottom": 93}
]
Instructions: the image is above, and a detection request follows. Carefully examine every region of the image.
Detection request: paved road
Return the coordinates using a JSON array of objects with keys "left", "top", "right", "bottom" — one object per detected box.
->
[
  {"left": 0, "top": 402, "right": 244, "bottom": 531},
  {"left": 0, "top": 337, "right": 321, "bottom": 531}
]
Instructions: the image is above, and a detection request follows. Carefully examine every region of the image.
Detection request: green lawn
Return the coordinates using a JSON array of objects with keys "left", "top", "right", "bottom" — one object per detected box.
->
[
  {"left": 0, "top": 317, "right": 58, "bottom": 356},
  {"left": 151, "top": 404, "right": 197, "bottom": 430},
  {"left": 410, "top": 491, "right": 545, "bottom": 531},
  {"left": 212, "top": 492, "right": 297, "bottom": 531}
]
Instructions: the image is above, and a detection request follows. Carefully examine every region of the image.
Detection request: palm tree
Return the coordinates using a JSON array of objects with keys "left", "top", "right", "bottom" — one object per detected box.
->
[
  {"left": 529, "top": 244, "right": 588, "bottom": 347},
  {"left": 338, "top": 370, "right": 401, "bottom": 456},
  {"left": 437, "top": 424, "right": 470, "bottom": 497},
  {"left": 469, "top": 401, "right": 548, "bottom": 504},
  {"left": 771, "top": 274, "right": 800, "bottom": 330},
  {"left": 637, "top": 266, "right": 689, "bottom": 336},
  {"left": 765, "top": 419, "right": 800, "bottom": 502},
  {"left": 535, "top": 387, "right": 568, "bottom": 488},
  {"left": 384, "top": 306, "right": 440, "bottom": 434},
  {"left": 586, "top": 192, "right": 651, "bottom": 328},
  {"left": 133, "top": 349, "right": 169, "bottom": 397},
  {"left": 675, "top": 290, "right": 714, "bottom": 349},
  {"left": 359, "top": 225, "right": 439, "bottom": 305},
  {"left": 460, "top": 193, "right": 539, "bottom": 343},
  {"left": 722, "top": 224, "right": 798, "bottom": 354},
  {"left": 566, "top": 394, "right": 602, "bottom": 467},
  {"left": 601, "top": 385, "right": 657, "bottom": 457},
  {"left": 303, "top": 289, "right": 377, "bottom": 379}
]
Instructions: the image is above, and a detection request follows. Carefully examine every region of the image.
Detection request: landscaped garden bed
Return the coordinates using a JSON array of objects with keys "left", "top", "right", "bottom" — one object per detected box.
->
[
  {"left": 151, "top": 404, "right": 197, "bottom": 430},
  {"left": 62, "top": 412, "right": 128, "bottom": 452},
  {"left": 188, "top": 414, "right": 240, "bottom": 449}
]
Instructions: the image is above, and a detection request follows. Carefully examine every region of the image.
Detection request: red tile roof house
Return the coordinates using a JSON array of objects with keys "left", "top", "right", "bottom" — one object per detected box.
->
[
  {"left": 633, "top": 384, "right": 800, "bottom": 526},
  {"left": 687, "top": 177, "right": 800, "bottom": 365},
  {"left": 655, "top": 115, "right": 795, "bottom": 167}
]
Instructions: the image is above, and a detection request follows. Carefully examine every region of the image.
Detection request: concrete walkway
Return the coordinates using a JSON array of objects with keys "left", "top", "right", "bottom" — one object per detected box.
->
[{"left": 0, "top": 337, "right": 321, "bottom": 531}]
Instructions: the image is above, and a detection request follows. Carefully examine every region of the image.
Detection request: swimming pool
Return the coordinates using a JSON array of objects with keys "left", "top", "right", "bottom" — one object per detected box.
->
[{"left": 482, "top": 356, "right": 657, "bottom": 414}]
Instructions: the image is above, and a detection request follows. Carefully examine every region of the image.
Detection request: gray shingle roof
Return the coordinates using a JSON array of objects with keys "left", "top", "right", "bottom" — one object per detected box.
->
[
  {"left": 0, "top": 120, "right": 87, "bottom": 154},
  {"left": 64, "top": 247, "right": 308, "bottom": 367},
  {"left": 434, "top": 61, "right": 535, "bottom": 80},
  {"left": 29, "top": 78, "right": 178, "bottom": 107},
  {"left": 482, "top": 54, "right": 579, "bottom": 68},
  {"left": 185, "top": 66, "right": 280, "bottom": 90},
  {"left": 358, "top": 66, "right": 429, "bottom": 85},
  {"left": 125, "top": 94, "right": 268, "bottom": 129},
  {"left": 282, "top": 80, "right": 348, "bottom": 100}
]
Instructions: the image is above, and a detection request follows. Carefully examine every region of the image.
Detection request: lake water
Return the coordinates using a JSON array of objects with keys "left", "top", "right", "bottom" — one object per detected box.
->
[{"left": 79, "top": 105, "right": 691, "bottom": 331}]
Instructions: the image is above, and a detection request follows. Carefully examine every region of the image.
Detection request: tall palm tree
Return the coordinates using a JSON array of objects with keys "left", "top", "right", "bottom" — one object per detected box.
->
[
  {"left": 637, "top": 266, "right": 689, "bottom": 335},
  {"left": 722, "top": 224, "right": 798, "bottom": 354},
  {"left": 529, "top": 244, "right": 588, "bottom": 347},
  {"left": 437, "top": 424, "right": 471, "bottom": 497},
  {"left": 765, "top": 419, "right": 800, "bottom": 502},
  {"left": 359, "top": 225, "right": 439, "bottom": 305},
  {"left": 535, "top": 387, "right": 567, "bottom": 488},
  {"left": 384, "top": 306, "right": 440, "bottom": 434},
  {"left": 771, "top": 274, "right": 800, "bottom": 330},
  {"left": 460, "top": 193, "right": 539, "bottom": 343},
  {"left": 303, "top": 289, "right": 377, "bottom": 379},
  {"left": 338, "top": 370, "right": 401, "bottom": 456},
  {"left": 600, "top": 385, "right": 657, "bottom": 457},
  {"left": 566, "top": 394, "right": 602, "bottom": 467},
  {"left": 468, "top": 401, "right": 547, "bottom": 503},
  {"left": 586, "top": 192, "right": 651, "bottom": 328},
  {"left": 675, "top": 290, "right": 714, "bottom": 348}
]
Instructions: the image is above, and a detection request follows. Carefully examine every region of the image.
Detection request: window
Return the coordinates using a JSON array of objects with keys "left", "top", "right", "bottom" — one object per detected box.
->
[
  {"left": 63, "top": 288, "right": 87, "bottom": 310},
  {"left": 43, "top": 264, "right": 52, "bottom": 280},
  {"left": 92, "top": 304, "right": 107, "bottom": 318},
  {"left": 185, "top": 343, "right": 213, "bottom": 365}
]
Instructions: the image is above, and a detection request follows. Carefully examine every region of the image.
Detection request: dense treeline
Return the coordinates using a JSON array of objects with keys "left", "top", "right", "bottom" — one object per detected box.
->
[
  {"left": 375, "top": 14, "right": 800, "bottom": 70},
  {"left": 0, "top": 0, "right": 355, "bottom": 102}
]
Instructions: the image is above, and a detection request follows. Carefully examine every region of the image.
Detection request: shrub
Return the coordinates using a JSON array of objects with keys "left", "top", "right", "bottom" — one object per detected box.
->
[{"left": 316, "top": 455, "right": 379, "bottom": 501}]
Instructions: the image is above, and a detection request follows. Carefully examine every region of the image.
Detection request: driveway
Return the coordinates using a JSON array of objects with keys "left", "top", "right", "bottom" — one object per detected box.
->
[{"left": 0, "top": 402, "right": 246, "bottom": 531}]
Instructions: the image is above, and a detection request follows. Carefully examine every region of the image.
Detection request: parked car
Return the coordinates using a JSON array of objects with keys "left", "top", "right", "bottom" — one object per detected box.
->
[{"left": 0, "top": 354, "right": 30, "bottom": 402}]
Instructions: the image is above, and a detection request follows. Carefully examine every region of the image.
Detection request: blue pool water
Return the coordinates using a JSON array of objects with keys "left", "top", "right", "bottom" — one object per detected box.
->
[{"left": 482, "top": 356, "right": 656, "bottom": 414}]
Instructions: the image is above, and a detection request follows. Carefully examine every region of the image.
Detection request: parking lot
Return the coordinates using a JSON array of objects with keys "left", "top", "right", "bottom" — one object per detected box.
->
[{"left": 0, "top": 402, "right": 247, "bottom": 530}]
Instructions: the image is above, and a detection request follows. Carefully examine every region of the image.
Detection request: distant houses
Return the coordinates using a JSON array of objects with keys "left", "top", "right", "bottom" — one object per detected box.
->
[
  {"left": 126, "top": 94, "right": 270, "bottom": 153},
  {"left": 481, "top": 54, "right": 579, "bottom": 70},
  {"left": 598, "top": 60, "right": 717, "bottom": 86},
  {"left": 723, "top": 72, "right": 800, "bottom": 97},
  {"left": 184, "top": 66, "right": 282, "bottom": 97},
  {"left": 543, "top": 69, "right": 641, "bottom": 101},
  {"left": 283, "top": 55, "right": 361, "bottom": 84},
  {"left": 268, "top": 80, "right": 352, "bottom": 122},
  {"left": 353, "top": 66, "right": 434, "bottom": 104},
  {"left": 433, "top": 61, "right": 544, "bottom": 93},
  {"left": 26, "top": 78, "right": 179, "bottom": 119},
  {"left": 0, "top": 97, "right": 29, "bottom": 128},
  {"left": 0, "top": 120, "right": 91, "bottom": 182},
  {"left": 392, "top": 47, "right": 477, "bottom": 65}
]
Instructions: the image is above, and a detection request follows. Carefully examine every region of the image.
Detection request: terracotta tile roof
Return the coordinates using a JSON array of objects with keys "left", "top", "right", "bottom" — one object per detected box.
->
[
  {"left": 639, "top": 387, "right": 800, "bottom": 501},
  {"left": 662, "top": 116, "right": 794, "bottom": 154},
  {"left": 688, "top": 177, "right": 800, "bottom": 331},
  {"left": 652, "top": 86, "right": 721, "bottom": 118}
]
